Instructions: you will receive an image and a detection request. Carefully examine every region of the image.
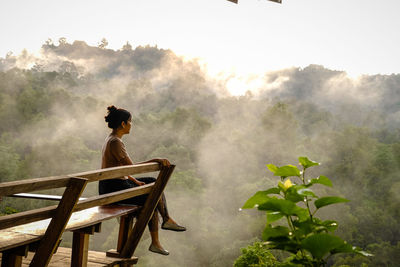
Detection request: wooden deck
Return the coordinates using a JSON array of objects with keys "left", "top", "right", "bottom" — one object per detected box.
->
[
  {"left": 0, "top": 162, "right": 175, "bottom": 267},
  {"left": 0, "top": 247, "right": 138, "bottom": 267}
]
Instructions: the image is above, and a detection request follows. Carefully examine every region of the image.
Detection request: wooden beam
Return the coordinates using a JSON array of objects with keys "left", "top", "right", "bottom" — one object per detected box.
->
[
  {"left": 1, "top": 252, "right": 23, "bottom": 267},
  {"left": 30, "top": 177, "right": 88, "bottom": 267},
  {"left": 0, "top": 176, "right": 71, "bottom": 196},
  {"left": 75, "top": 183, "right": 153, "bottom": 211},
  {"left": 70, "top": 162, "right": 160, "bottom": 182},
  {"left": 71, "top": 232, "right": 89, "bottom": 267},
  {"left": 0, "top": 205, "right": 57, "bottom": 231},
  {"left": 0, "top": 184, "right": 152, "bottom": 230},
  {"left": 11, "top": 193, "right": 86, "bottom": 201},
  {"left": 1, "top": 163, "right": 159, "bottom": 197},
  {"left": 227, "top": 0, "right": 282, "bottom": 3},
  {"left": 120, "top": 165, "right": 175, "bottom": 258}
]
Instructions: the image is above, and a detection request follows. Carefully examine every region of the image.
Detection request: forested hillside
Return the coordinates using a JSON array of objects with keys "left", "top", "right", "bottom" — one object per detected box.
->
[{"left": 0, "top": 40, "right": 399, "bottom": 266}]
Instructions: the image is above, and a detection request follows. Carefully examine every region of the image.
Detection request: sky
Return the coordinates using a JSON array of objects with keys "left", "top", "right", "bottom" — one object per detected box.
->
[{"left": 1, "top": 0, "right": 399, "bottom": 83}]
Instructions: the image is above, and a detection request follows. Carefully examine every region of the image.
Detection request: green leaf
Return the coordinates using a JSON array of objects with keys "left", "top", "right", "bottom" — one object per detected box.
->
[
  {"left": 265, "top": 187, "right": 281, "bottom": 195},
  {"left": 266, "top": 211, "right": 284, "bottom": 223},
  {"left": 267, "top": 164, "right": 278, "bottom": 173},
  {"left": 314, "top": 196, "right": 350, "bottom": 209},
  {"left": 286, "top": 186, "right": 304, "bottom": 202},
  {"left": 286, "top": 186, "right": 317, "bottom": 203},
  {"left": 262, "top": 225, "right": 290, "bottom": 240},
  {"left": 242, "top": 188, "right": 281, "bottom": 209},
  {"left": 331, "top": 243, "right": 373, "bottom": 257},
  {"left": 352, "top": 247, "right": 374, "bottom": 257},
  {"left": 297, "top": 187, "right": 318, "bottom": 198},
  {"left": 293, "top": 219, "right": 314, "bottom": 236},
  {"left": 301, "top": 234, "right": 345, "bottom": 259},
  {"left": 274, "top": 165, "right": 301, "bottom": 177},
  {"left": 308, "top": 175, "right": 332, "bottom": 187},
  {"left": 242, "top": 191, "right": 270, "bottom": 209},
  {"left": 292, "top": 206, "right": 309, "bottom": 222},
  {"left": 258, "top": 197, "right": 297, "bottom": 215},
  {"left": 321, "top": 220, "right": 339, "bottom": 232},
  {"left": 298, "top": 157, "right": 320, "bottom": 169}
]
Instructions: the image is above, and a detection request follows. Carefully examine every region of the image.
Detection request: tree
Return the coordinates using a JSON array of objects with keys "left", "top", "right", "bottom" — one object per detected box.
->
[{"left": 98, "top": 38, "right": 108, "bottom": 49}]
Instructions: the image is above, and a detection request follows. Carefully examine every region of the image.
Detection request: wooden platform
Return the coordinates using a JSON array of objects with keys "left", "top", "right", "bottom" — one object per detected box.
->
[
  {"left": 0, "top": 205, "right": 140, "bottom": 252},
  {"left": 0, "top": 247, "right": 138, "bottom": 267}
]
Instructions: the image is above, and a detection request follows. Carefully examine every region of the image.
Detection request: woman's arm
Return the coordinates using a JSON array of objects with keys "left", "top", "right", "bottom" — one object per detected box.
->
[
  {"left": 120, "top": 156, "right": 145, "bottom": 186},
  {"left": 120, "top": 156, "right": 171, "bottom": 186},
  {"left": 135, "top": 158, "right": 171, "bottom": 167}
]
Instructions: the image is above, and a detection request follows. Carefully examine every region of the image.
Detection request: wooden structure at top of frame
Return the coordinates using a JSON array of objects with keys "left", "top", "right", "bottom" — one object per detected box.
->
[
  {"left": 0, "top": 162, "right": 175, "bottom": 267},
  {"left": 227, "top": 0, "right": 282, "bottom": 4}
]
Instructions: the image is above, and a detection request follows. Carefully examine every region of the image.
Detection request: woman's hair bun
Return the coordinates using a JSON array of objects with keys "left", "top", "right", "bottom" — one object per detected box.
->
[
  {"left": 104, "top": 105, "right": 132, "bottom": 129},
  {"left": 107, "top": 105, "right": 117, "bottom": 113}
]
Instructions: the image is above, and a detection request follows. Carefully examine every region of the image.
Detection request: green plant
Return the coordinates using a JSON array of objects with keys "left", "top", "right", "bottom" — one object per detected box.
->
[
  {"left": 234, "top": 241, "right": 278, "bottom": 267},
  {"left": 241, "top": 157, "right": 372, "bottom": 267}
]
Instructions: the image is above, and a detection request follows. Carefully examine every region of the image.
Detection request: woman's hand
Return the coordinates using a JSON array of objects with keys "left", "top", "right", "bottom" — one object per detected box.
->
[
  {"left": 150, "top": 158, "right": 171, "bottom": 167},
  {"left": 128, "top": 176, "right": 145, "bottom": 186},
  {"left": 135, "top": 180, "right": 145, "bottom": 186}
]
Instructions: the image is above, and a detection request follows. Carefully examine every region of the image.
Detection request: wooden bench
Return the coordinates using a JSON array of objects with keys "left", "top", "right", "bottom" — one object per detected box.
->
[{"left": 0, "top": 162, "right": 175, "bottom": 267}]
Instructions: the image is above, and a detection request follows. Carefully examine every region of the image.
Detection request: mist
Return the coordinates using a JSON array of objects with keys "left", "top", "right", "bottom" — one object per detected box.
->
[{"left": 0, "top": 40, "right": 399, "bottom": 266}]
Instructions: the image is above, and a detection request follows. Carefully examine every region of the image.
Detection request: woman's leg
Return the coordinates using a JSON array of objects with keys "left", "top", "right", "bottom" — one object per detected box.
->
[{"left": 136, "top": 177, "right": 170, "bottom": 223}]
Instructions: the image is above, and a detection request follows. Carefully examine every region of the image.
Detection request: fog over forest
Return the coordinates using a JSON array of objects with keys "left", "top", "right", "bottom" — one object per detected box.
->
[{"left": 0, "top": 40, "right": 399, "bottom": 266}]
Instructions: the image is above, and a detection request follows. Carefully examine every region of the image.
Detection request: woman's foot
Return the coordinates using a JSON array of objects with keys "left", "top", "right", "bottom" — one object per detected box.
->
[
  {"left": 161, "top": 218, "right": 186, "bottom": 232},
  {"left": 149, "top": 243, "right": 169, "bottom": 256}
]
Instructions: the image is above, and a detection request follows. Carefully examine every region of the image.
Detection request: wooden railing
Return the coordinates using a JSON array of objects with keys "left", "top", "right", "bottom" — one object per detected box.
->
[{"left": 0, "top": 162, "right": 175, "bottom": 267}]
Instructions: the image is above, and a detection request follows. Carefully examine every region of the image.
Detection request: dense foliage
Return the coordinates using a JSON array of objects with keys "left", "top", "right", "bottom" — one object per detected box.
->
[
  {"left": 239, "top": 157, "right": 371, "bottom": 266},
  {"left": 0, "top": 40, "right": 399, "bottom": 266}
]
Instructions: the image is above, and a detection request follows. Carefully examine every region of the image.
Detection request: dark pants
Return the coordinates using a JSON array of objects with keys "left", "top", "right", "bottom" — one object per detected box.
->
[{"left": 99, "top": 177, "right": 169, "bottom": 231}]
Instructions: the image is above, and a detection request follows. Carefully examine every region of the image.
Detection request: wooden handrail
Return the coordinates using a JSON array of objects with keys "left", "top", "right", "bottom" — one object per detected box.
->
[
  {"left": 12, "top": 193, "right": 87, "bottom": 201},
  {"left": 0, "top": 163, "right": 160, "bottom": 197},
  {"left": 0, "top": 183, "right": 154, "bottom": 230},
  {"left": 70, "top": 162, "right": 160, "bottom": 181},
  {"left": 0, "top": 161, "right": 172, "bottom": 267}
]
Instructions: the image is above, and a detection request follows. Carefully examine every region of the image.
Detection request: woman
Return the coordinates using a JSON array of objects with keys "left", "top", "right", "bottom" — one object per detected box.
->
[{"left": 99, "top": 105, "right": 186, "bottom": 256}]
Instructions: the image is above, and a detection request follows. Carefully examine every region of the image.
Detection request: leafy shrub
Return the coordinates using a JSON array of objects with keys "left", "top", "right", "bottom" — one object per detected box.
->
[
  {"left": 234, "top": 242, "right": 278, "bottom": 267},
  {"left": 239, "top": 157, "right": 372, "bottom": 266}
]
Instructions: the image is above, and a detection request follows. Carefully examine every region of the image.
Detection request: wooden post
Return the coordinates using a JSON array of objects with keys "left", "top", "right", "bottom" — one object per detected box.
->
[
  {"left": 117, "top": 215, "right": 134, "bottom": 252},
  {"left": 29, "top": 177, "right": 88, "bottom": 267},
  {"left": 1, "top": 245, "right": 28, "bottom": 267},
  {"left": 71, "top": 232, "right": 89, "bottom": 267},
  {"left": 71, "top": 224, "right": 101, "bottom": 267},
  {"left": 120, "top": 165, "right": 175, "bottom": 258},
  {"left": 1, "top": 254, "right": 23, "bottom": 267}
]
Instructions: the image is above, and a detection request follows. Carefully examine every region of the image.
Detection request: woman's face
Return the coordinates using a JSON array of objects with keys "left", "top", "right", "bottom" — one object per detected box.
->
[{"left": 123, "top": 117, "right": 132, "bottom": 135}]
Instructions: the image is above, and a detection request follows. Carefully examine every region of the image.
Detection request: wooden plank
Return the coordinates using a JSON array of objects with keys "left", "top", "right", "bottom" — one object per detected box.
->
[
  {"left": 0, "top": 206, "right": 140, "bottom": 251},
  {"left": 70, "top": 162, "right": 160, "bottom": 182},
  {"left": 75, "top": 184, "right": 153, "bottom": 211},
  {"left": 30, "top": 177, "right": 88, "bottom": 267},
  {"left": 2, "top": 247, "right": 138, "bottom": 266},
  {"left": 66, "top": 206, "right": 140, "bottom": 232},
  {"left": 0, "top": 185, "right": 150, "bottom": 231},
  {"left": 0, "top": 176, "right": 71, "bottom": 197},
  {"left": 0, "top": 232, "right": 42, "bottom": 252},
  {"left": 1, "top": 162, "right": 159, "bottom": 197},
  {"left": 1, "top": 247, "right": 139, "bottom": 267},
  {"left": 120, "top": 165, "right": 175, "bottom": 258},
  {"left": 1, "top": 253, "right": 23, "bottom": 267},
  {"left": 71, "top": 232, "right": 89, "bottom": 267},
  {"left": 11, "top": 193, "right": 86, "bottom": 201},
  {"left": 0, "top": 205, "right": 56, "bottom": 231}
]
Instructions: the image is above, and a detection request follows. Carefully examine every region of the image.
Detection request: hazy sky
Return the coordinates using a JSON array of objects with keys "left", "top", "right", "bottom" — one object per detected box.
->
[{"left": 1, "top": 0, "right": 399, "bottom": 78}]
